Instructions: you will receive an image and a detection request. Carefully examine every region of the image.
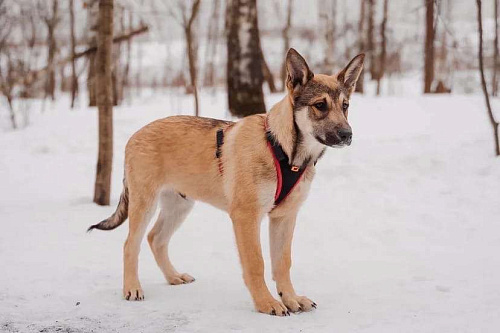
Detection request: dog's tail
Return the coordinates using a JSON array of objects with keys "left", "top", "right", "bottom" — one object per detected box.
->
[{"left": 87, "top": 179, "right": 129, "bottom": 232}]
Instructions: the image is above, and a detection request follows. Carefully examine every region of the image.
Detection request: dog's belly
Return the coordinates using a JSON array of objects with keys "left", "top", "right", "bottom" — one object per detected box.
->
[{"left": 171, "top": 176, "right": 229, "bottom": 211}]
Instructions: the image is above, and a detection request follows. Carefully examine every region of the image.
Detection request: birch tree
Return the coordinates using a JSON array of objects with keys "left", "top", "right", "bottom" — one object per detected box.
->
[{"left": 226, "top": 0, "right": 266, "bottom": 117}]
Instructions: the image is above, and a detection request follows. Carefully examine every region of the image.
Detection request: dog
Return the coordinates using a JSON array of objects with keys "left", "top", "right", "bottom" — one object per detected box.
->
[{"left": 88, "top": 48, "right": 364, "bottom": 316}]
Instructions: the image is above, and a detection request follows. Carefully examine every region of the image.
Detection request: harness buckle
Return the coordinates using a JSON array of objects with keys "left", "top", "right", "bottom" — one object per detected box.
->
[{"left": 291, "top": 166, "right": 300, "bottom": 172}]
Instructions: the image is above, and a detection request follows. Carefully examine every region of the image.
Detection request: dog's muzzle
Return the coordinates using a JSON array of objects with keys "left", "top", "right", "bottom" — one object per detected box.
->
[{"left": 316, "top": 128, "right": 352, "bottom": 147}]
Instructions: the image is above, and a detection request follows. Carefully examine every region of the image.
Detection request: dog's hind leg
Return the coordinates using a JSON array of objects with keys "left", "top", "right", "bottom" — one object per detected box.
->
[
  {"left": 123, "top": 185, "right": 158, "bottom": 301},
  {"left": 148, "top": 190, "right": 195, "bottom": 285}
]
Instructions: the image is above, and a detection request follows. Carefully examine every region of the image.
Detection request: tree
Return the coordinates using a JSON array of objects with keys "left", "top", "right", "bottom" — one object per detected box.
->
[
  {"left": 226, "top": 0, "right": 266, "bottom": 117},
  {"left": 87, "top": 0, "right": 99, "bottom": 106},
  {"left": 367, "top": 0, "right": 376, "bottom": 79},
  {"left": 122, "top": 10, "right": 132, "bottom": 95},
  {"left": 493, "top": 0, "right": 499, "bottom": 96},
  {"left": 0, "top": 0, "right": 14, "bottom": 129},
  {"left": 261, "top": 51, "right": 277, "bottom": 93},
  {"left": 69, "top": 0, "right": 78, "bottom": 108},
  {"left": 41, "top": 0, "right": 59, "bottom": 101},
  {"left": 356, "top": 0, "right": 366, "bottom": 93},
  {"left": 94, "top": 0, "right": 114, "bottom": 205},
  {"left": 280, "top": 0, "right": 293, "bottom": 91},
  {"left": 424, "top": 0, "right": 435, "bottom": 93},
  {"left": 320, "top": 0, "right": 337, "bottom": 71},
  {"left": 376, "top": 0, "right": 388, "bottom": 95},
  {"left": 0, "top": 0, "right": 40, "bottom": 129},
  {"left": 203, "top": 0, "right": 221, "bottom": 87},
  {"left": 0, "top": 53, "right": 17, "bottom": 129},
  {"left": 170, "top": 0, "right": 202, "bottom": 116},
  {"left": 476, "top": 0, "right": 500, "bottom": 156}
]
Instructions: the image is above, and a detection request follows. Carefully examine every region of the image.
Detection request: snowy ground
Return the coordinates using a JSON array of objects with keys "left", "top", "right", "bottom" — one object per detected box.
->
[{"left": 1, "top": 90, "right": 500, "bottom": 332}]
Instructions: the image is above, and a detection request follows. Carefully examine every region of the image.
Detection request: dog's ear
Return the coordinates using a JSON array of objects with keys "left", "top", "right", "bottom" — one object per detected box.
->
[
  {"left": 286, "top": 48, "right": 314, "bottom": 91},
  {"left": 336, "top": 53, "right": 365, "bottom": 94}
]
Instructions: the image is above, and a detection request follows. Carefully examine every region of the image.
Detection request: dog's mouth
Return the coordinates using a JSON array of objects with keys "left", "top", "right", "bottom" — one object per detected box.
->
[{"left": 315, "top": 135, "right": 351, "bottom": 148}]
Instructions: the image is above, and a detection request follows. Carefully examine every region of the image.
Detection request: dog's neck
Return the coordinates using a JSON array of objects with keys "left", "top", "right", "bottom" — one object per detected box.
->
[{"left": 267, "top": 95, "right": 325, "bottom": 167}]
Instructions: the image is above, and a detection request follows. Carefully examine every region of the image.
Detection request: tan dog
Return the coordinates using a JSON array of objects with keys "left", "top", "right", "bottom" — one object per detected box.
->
[{"left": 89, "top": 48, "right": 364, "bottom": 316}]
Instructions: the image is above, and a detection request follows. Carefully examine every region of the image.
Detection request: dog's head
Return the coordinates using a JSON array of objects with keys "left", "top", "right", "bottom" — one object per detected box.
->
[{"left": 285, "top": 48, "right": 364, "bottom": 147}]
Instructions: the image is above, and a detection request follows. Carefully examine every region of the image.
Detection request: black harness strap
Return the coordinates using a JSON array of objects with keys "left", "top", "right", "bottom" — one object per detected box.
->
[
  {"left": 266, "top": 131, "right": 307, "bottom": 206},
  {"left": 215, "top": 125, "right": 307, "bottom": 207},
  {"left": 216, "top": 129, "right": 224, "bottom": 158},
  {"left": 215, "top": 129, "right": 224, "bottom": 174}
]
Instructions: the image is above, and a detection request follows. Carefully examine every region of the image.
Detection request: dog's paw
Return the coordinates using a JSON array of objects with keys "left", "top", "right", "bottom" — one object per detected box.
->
[
  {"left": 167, "top": 273, "right": 195, "bottom": 285},
  {"left": 280, "top": 293, "right": 316, "bottom": 313},
  {"left": 123, "top": 287, "right": 144, "bottom": 301},
  {"left": 255, "top": 297, "right": 290, "bottom": 316}
]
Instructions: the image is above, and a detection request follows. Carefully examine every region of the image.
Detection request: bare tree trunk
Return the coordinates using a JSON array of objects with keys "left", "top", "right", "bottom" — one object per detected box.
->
[
  {"left": 122, "top": 10, "right": 132, "bottom": 95},
  {"left": 261, "top": 51, "right": 277, "bottom": 93},
  {"left": 6, "top": 95, "right": 16, "bottom": 130},
  {"left": 136, "top": 35, "right": 142, "bottom": 97},
  {"left": 94, "top": 0, "right": 114, "bottom": 205},
  {"left": 367, "top": 0, "right": 376, "bottom": 79},
  {"left": 116, "top": 6, "right": 126, "bottom": 104},
  {"left": 356, "top": 0, "right": 366, "bottom": 93},
  {"left": 204, "top": 0, "right": 221, "bottom": 87},
  {"left": 321, "top": 0, "right": 337, "bottom": 70},
  {"left": 477, "top": 0, "right": 500, "bottom": 156},
  {"left": 0, "top": 53, "right": 17, "bottom": 129},
  {"left": 437, "top": 0, "right": 448, "bottom": 86},
  {"left": 493, "top": 0, "right": 499, "bottom": 96},
  {"left": 111, "top": 7, "right": 123, "bottom": 106},
  {"left": 424, "top": 0, "right": 435, "bottom": 93},
  {"left": 185, "top": 0, "right": 201, "bottom": 116},
  {"left": 87, "top": 0, "right": 99, "bottom": 106},
  {"left": 69, "top": 0, "right": 78, "bottom": 108},
  {"left": 376, "top": 0, "right": 388, "bottom": 95},
  {"left": 280, "top": 0, "right": 293, "bottom": 91},
  {"left": 186, "top": 28, "right": 199, "bottom": 116},
  {"left": 226, "top": 0, "right": 266, "bottom": 117},
  {"left": 45, "top": 0, "right": 59, "bottom": 101}
]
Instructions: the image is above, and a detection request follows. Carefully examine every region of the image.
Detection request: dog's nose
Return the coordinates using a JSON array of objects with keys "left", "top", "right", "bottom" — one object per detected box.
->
[{"left": 337, "top": 128, "right": 352, "bottom": 142}]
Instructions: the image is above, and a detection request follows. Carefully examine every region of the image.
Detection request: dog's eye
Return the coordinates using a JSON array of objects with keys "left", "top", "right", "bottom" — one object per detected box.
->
[
  {"left": 314, "top": 101, "right": 327, "bottom": 111},
  {"left": 342, "top": 101, "right": 349, "bottom": 112}
]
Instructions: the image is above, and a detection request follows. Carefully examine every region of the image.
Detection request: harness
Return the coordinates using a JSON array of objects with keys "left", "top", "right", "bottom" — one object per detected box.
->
[
  {"left": 265, "top": 131, "right": 307, "bottom": 206},
  {"left": 215, "top": 121, "right": 307, "bottom": 207}
]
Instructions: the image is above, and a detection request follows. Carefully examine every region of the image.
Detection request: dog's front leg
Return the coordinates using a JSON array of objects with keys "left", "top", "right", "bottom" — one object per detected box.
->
[
  {"left": 270, "top": 212, "right": 316, "bottom": 313},
  {"left": 230, "top": 207, "right": 289, "bottom": 316}
]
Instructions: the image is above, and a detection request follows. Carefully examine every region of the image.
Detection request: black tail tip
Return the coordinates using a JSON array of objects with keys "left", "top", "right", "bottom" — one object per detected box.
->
[{"left": 86, "top": 224, "right": 99, "bottom": 233}]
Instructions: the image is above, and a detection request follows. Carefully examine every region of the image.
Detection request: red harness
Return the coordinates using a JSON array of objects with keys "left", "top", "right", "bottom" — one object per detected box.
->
[{"left": 265, "top": 130, "right": 307, "bottom": 206}]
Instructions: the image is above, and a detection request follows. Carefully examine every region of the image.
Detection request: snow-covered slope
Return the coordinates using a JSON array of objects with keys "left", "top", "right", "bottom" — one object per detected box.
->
[{"left": 1, "top": 91, "right": 500, "bottom": 332}]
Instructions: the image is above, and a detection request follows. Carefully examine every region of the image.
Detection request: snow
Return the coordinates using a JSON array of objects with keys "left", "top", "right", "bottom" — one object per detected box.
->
[{"left": 1, "top": 90, "right": 500, "bottom": 332}]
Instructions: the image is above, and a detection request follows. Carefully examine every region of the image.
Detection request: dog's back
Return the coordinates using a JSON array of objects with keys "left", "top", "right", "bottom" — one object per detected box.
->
[{"left": 124, "top": 115, "right": 234, "bottom": 208}]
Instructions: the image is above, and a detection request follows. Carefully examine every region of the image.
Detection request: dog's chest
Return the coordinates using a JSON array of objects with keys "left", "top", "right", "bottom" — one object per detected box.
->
[{"left": 270, "top": 168, "right": 315, "bottom": 214}]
